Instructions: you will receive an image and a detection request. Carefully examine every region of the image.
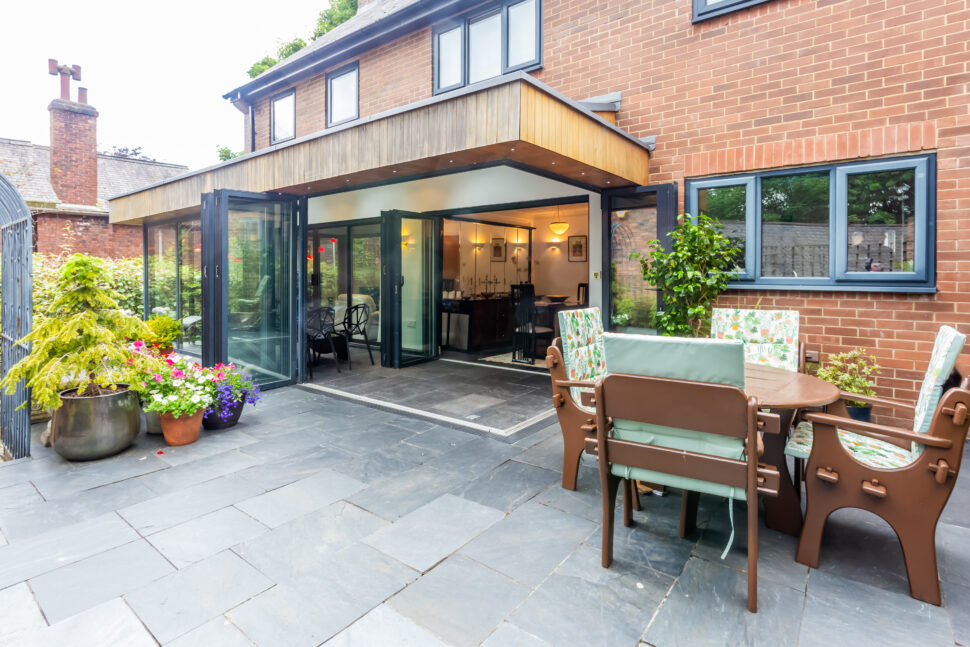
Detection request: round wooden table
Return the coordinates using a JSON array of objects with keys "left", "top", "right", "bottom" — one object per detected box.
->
[{"left": 744, "top": 364, "right": 840, "bottom": 536}]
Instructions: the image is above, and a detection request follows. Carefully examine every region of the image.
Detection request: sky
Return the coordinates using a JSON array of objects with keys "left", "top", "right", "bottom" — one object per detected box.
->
[{"left": 1, "top": 1, "right": 328, "bottom": 170}]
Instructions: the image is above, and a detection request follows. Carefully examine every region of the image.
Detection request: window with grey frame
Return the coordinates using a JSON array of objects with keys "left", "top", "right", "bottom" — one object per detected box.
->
[
  {"left": 270, "top": 90, "right": 295, "bottom": 144},
  {"left": 686, "top": 154, "right": 935, "bottom": 291},
  {"left": 145, "top": 218, "right": 203, "bottom": 355},
  {"left": 433, "top": 0, "right": 542, "bottom": 94},
  {"left": 692, "top": 0, "right": 775, "bottom": 23},
  {"left": 327, "top": 62, "right": 359, "bottom": 127}
]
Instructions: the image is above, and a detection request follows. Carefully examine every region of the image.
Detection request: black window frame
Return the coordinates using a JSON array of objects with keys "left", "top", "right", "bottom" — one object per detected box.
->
[
  {"left": 326, "top": 61, "right": 359, "bottom": 128},
  {"left": 692, "top": 0, "right": 775, "bottom": 23},
  {"left": 685, "top": 154, "right": 936, "bottom": 293},
  {"left": 432, "top": 0, "right": 543, "bottom": 95},
  {"left": 270, "top": 89, "right": 296, "bottom": 145}
]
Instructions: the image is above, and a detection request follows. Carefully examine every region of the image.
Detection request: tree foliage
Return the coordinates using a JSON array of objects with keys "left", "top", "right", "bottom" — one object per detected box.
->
[
  {"left": 217, "top": 146, "right": 242, "bottom": 161},
  {"left": 632, "top": 214, "right": 741, "bottom": 338},
  {"left": 247, "top": 55, "right": 279, "bottom": 79},
  {"left": 0, "top": 255, "right": 158, "bottom": 410},
  {"left": 314, "top": 0, "right": 358, "bottom": 39},
  {"left": 101, "top": 146, "right": 156, "bottom": 161}
]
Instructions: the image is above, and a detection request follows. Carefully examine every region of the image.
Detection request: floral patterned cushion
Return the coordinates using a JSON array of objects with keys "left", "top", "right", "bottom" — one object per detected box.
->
[
  {"left": 911, "top": 326, "right": 966, "bottom": 455},
  {"left": 558, "top": 307, "right": 605, "bottom": 412},
  {"left": 785, "top": 421, "right": 914, "bottom": 469},
  {"left": 711, "top": 308, "right": 799, "bottom": 372}
]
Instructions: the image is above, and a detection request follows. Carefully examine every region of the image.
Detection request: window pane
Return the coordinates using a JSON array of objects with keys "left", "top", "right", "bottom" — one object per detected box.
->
[
  {"left": 469, "top": 12, "right": 501, "bottom": 83},
  {"left": 846, "top": 168, "right": 916, "bottom": 273},
  {"left": 761, "top": 172, "right": 830, "bottom": 278},
  {"left": 507, "top": 0, "right": 537, "bottom": 68},
  {"left": 146, "top": 223, "right": 177, "bottom": 318},
  {"left": 329, "top": 68, "right": 358, "bottom": 125},
  {"left": 351, "top": 224, "right": 382, "bottom": 344},
  {"left": 437, "top": 27, "right": 463, "bottom": 88},
  {"left": 272, "top": 93, "right": 294, "bottom": 141},
  {"left": 696, "top": 185, "right": 747, "bottom": 274},
  {"left": 178, "top": 221, "right": 202, "bottom": 355},
  {"left": 610, "top": 195, "right": 658, "bottom": 333}
]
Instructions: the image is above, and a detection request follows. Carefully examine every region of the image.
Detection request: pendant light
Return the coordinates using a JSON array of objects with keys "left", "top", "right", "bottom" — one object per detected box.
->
[{"left": 548, "top": 204, "right": 569, "bottom": 236}]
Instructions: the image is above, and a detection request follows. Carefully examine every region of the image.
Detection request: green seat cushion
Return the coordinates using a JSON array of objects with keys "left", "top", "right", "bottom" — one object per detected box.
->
[{"left": 785, "top": 421, "right": 914, "bottom": 469}]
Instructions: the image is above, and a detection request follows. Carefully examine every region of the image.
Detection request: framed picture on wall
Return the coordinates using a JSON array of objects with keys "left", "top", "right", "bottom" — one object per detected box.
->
[
  {"left": 568, "top": 235, "right": 588, "bottom": 262},
  {"left": 490, "top": 238, "right": 506, "bottom": 262}
]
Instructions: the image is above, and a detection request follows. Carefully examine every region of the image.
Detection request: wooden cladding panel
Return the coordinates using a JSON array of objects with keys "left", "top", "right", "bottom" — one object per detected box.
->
[
  {"left": 518, "top": 84, "right": 649, "bottom": 187},
  {"left": 110, "top": 80, "right": 644, "bottom": 223}
]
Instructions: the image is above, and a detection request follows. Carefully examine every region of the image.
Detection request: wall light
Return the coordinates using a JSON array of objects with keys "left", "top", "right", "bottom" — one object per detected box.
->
[{"left": 548, "top": 204, "right": 569, "bottom": 235}]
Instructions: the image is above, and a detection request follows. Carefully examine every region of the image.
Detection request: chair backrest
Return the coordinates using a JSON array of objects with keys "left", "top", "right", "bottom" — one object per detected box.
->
[
  {"left": 307, "top": 307, "right": 335, "bottom": 336},
  {"left": 912, "top": 325, "right": 966, "bottom": 442},
  {"left": 599, "top": 333, "right": 754, "bottom": 499},
  {"left": 557, "top": 308, "right": 606, "bottom": 403},
  {"left": 512, "top": 284, "right": 536, "bottom": 328},
  {"left": 577, "top": 282, "right": 589, "bottom": 306},
  {"left": 711, "top": 308, "right": 799, "bottom": 371},
  {"left": 343, "top": 303, "right": 369, "bottom": 335}
]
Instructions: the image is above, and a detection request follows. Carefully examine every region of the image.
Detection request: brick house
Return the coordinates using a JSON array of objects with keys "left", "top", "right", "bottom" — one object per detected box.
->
[
  {"left": 0, "top": 64, "right": 187, "bottom": 258},
  {"left": 108, "top": 0, "right": 967, "bottom": 407}
]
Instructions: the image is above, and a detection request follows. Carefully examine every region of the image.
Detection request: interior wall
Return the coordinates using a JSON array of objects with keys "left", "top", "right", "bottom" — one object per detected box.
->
[
  {"left": 530, "top": 210, "right": 589, "bottom": 297},
  {"left": 308, "top": 165, "right": 604, "bottom": 307}
]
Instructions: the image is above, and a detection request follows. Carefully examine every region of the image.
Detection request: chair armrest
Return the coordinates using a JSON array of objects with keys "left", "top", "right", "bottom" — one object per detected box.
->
[
  {"left": 837, "top": 391, "right": 916, "bottom": 414},
  {"left": 803, "top": 412, "right": 952, "bottom": 449},
  {"left": 553, "top": 380, "right": 595, "bottom": 389}
]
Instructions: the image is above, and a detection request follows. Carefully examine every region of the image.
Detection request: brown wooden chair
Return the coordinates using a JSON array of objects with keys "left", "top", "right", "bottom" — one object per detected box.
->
[
  {"left": 790, "top": 325, "right": 969, "bottom": 605},
  {"left": 591, "top": 332, "right": 780, "bottom": 612}
]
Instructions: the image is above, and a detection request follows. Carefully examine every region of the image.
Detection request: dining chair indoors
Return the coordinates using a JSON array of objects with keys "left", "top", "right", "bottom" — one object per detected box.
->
[
  {"left": 787, "top": 325, "right": 969, "bottom": 605},
  {"left": 593, "top": 333, "right": 780, "bottom": 613}
]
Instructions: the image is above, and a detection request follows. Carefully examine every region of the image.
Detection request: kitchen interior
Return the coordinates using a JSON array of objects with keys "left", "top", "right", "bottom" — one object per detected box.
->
[{"left": 441, "top": 202, "right": 589, "bottom": 359}]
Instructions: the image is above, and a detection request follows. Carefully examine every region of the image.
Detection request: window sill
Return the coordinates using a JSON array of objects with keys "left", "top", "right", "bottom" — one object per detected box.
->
[
  {"left": 727, "top": 282, "right": 937, "bottom": 294},
  {"left": 692, "top": 0, "right": 775, "bottom": 23}
]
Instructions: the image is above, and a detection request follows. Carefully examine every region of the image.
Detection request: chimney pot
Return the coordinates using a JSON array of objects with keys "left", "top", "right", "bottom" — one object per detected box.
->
[{"left": 78, "top": 87, "right": 88, "bottom": 104}]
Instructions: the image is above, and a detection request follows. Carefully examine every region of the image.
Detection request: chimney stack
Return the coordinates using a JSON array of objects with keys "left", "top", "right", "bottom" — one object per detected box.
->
[{"left": 47, "top": 59, "right": 99, "bottom": 206}]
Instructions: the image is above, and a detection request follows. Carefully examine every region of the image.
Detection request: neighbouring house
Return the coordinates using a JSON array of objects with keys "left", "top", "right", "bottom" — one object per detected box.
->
[
  {"left": 0, "top": 62, "right": 187, "bottom": 258},
  {"left": 108, "top": 0, "right": 966, "bottom": 414}
]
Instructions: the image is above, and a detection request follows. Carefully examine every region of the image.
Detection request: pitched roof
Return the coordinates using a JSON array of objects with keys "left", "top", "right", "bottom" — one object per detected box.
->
[{"left": 0, "top": 137, "right": 187, "bottom": 212}]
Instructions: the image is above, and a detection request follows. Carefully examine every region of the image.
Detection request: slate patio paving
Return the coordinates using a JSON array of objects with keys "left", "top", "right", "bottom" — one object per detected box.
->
[{"left": 0, "top": 384, "right": 967, "bottom": 646}]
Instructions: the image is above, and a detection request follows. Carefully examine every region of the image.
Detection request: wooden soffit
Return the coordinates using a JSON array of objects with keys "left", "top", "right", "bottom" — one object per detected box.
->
[{"left": 109, "top": 74, "right": 650, "bottom": 224}]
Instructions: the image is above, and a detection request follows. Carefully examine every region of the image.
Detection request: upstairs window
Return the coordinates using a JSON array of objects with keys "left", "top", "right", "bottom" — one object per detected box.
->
[
  {"left": 327, "top": 62, "right": 359, "bottom": 127},
  {"left": 686, "top": 155, "right": 935, "bottom": 291},
  {"left": 433, "top": 0, "right": 542, "bottom": 94},
  {"left": 692, "top": 0, "right": 775, "bottom": 23},
  {"left": 270, "top": 90, "right": 295, "bottom": 144}
]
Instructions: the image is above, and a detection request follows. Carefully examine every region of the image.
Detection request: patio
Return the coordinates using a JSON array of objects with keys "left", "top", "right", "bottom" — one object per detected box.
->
[{"left": 0, "top": 386, "right": 966, "bottom": 646}]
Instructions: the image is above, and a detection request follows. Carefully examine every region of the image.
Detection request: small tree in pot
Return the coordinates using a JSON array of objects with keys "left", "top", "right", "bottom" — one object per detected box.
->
[
  {"left": 815, "top": 348, "right": 881, "bottom": 421},
  {"left": 1, "top": 255, "right": 158, "bottom": 460},
  {"left": 632, "top": 214, "right": 741, "bottom": 337}
]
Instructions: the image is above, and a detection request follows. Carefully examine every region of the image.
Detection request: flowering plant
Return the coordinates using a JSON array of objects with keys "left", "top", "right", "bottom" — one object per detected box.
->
[
  {"left": 141, "top": 357, "right": 215, "bottom": 418},
  {"left": 205, "top": 363, "right": 261, "bottom": 422}
]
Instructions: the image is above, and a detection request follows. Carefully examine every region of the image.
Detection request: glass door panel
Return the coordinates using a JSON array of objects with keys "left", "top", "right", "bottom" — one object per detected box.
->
[
  {"left": 350, "top": 224, "right": 382, "bottom": 344},
  {"left": 609, "top": 194, "right": 659, "bottom": 334},
  {"left": 178, "top": 221, "right": 203, "bottom": 355},
  {"left": 224, "top": 196, "right": 296, "bottom": 385}
]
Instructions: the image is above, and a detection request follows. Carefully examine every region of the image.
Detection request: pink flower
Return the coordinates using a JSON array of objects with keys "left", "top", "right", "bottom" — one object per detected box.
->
[
  {"left": 164, "top": 358, "right": 175, "bottom": 367},
  {"left": 172, "top": 369, "right": 185, "bottom": 379},
  {"left": 216, "top": 372, "right": 225, "bottom": 380},
  {"left": 133, "top": 340, "right": 144, "bottom": 349},
  {"left": 152, "top": 374, "right": 163, "bottom": 382}
]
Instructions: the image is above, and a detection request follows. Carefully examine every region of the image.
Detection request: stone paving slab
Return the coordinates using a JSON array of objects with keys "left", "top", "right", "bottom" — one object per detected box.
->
[
  {"left": 0, "top": 583, "right": 47, "bottom": 644},
  {"left": 328, "top": 604, "right": 453, "bottom": 646},
  {"left": 166, "top": 616, "right": 257, "bottom": 647},
  {"left": 9, "top": 598, "right": 156, "bottom": 647},
  {"left": 147, "top": 506, "right": 269, "bottom": 568}
]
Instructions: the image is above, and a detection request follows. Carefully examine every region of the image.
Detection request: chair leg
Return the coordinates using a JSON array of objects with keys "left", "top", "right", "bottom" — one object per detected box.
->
[
  {"left": 561, "top": 427, "right": 584, "bottom": 491},
  {"left": 630, "top": 480, "right": 641, "bottom": 512},
  {"left": 363, "top": 329, "right": 375, "bottom": 365},
  {"left": 795, "top": 500, "right": 834, "bottom": 569},
  {"left": 623, "top": 478, "right": 634, "bottom": 527},
  {"left": 747, "top": 496, "right": 758, "bottom": 613},
  {"left": 679, "top": 490, "right": 700, "bottom": 539},
  {"left": 346, "top": 334, "right": 352, "bottom": 371},
  {"left": 327, "top": 335, "right": 341, "bottom": 373},
  {"left": 896, "top": 522, "right": 943, "bottom": 605},
  {"left": 602, "top": 472, "right": 622, "bottom": 568}
]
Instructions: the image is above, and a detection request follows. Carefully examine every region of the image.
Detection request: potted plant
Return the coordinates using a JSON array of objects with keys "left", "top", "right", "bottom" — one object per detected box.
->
[
  {"left": 203, "top": 363, "right": 261, "bottom": 430},
  {"left": 0, "top": 255, "right": 157, "bottom": 460},
  {"left": 140, "top": 357, "right": 215, "bottom": 446},
  {"left": 815, "top": 348, "right": 881, "bottom": 421},
  {"left": 632, "top": 213, "right": 741, "bottom": 337},
  {"left": 144, "top": 314, "right": 182, "bottom": 355}
]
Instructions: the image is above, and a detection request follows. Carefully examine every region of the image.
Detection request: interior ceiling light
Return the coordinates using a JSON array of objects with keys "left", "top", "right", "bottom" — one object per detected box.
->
[{"left": 548, "top": 204, "right": 569, "bottom": 236}]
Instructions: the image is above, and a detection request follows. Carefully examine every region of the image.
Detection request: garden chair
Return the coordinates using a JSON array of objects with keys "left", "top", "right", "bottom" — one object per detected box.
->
[
  {"left": 711, "top": 308, "right": 803, "bottom": 372},
  {"left": 787, "top": 325, "right": 969, "bottom": 605},
  {"left": 306, "top": 306, "right": 342, "bottom": 376},
  {"left": 336, "top": 303, "right": 375, "bottom": 368},
  {"left": 545, "top": 307, "right": 605, "bottom": 490},
  {"left": 512, "top": 283, "right": 553, "bottom": 364},
  {"left": 592, "top": 332, "right": 780, "bottom": 612}
]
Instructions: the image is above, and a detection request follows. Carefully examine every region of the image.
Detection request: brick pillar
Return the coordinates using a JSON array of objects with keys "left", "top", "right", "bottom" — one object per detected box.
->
[{"left": 48, "top": 97, "right": 99, "bottom": 206}]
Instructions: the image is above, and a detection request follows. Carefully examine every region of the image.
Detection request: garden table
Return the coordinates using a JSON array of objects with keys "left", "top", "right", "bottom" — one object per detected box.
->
[{"left": 744, "top": 363, "right": 840, "bottom": 536}]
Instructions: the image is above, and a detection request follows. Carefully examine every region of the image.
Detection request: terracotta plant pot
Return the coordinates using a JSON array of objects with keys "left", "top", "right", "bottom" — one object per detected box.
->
[
  {"left": 202, "top": 399, "right": 245, "bottom": 430},
  {"left": 159, "top": 410, "right": 204, "bottom": 446}
]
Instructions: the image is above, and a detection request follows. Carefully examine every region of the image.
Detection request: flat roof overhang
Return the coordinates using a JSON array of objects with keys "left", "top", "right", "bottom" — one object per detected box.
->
[{"left": 109, "top": 73, "right": 651, "bottom": 224}]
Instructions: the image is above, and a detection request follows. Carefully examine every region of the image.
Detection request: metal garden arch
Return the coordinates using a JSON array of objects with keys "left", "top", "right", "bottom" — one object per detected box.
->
[{"left": 0, "top": 172, "right": 33, "bottom": 459}]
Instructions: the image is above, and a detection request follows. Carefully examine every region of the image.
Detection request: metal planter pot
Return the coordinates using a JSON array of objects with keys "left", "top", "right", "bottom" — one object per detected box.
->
[{"left": 51, "top": 385, "right": 140, "bottom": 461}]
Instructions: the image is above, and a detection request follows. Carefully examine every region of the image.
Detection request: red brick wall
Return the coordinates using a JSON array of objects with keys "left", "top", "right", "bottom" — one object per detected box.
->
[
  {"left": 48, "top": 100, "right": 98, "bottom": 206},
  {"left": 35, "top": 214, "right": 142, "bottom": 259},
  {"left": 239, "top": 0, "right": 969, "bottom": 416}
]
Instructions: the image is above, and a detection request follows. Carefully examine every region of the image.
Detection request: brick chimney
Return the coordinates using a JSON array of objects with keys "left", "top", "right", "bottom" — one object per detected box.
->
[{"left": 47, "top": 60, "right": 99, "bottom": 206}]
